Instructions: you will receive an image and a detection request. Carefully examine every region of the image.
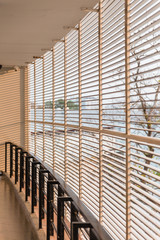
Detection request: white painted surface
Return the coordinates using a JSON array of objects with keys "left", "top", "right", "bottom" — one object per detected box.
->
[{"left": 0, "top": 0, "right": 97, "bottom": 66}]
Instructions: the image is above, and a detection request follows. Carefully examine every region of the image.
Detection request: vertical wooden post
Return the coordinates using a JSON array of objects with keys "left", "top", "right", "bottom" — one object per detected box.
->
[
  {"left": 24, "top": 67, "right": 29, "bottom": 151},
  {"left": 64, "top": 37, "right": 67, "bottom": 182},
  {"left": 98, "top": 0, "right": 103, "bottom": 224},
  {"left": 78, "top": 23, "right": 82, "bottom": 198},
  {"left": 52, "top": 48, "right": 55, "bottom": 171},
  {"left": 34, "top": 61, "right": 37, "bottom": 155},
  {"left": 20, "top": 67, "right": 25, "bottom": 148},
  {"left": 42, "top": 56, "right": 45, "bottom": 162},
  {"left": 125, "top": 0, "right": 131, "bottom": 239}
]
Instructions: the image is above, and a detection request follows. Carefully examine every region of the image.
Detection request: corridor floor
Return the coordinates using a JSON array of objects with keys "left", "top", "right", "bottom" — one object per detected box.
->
[{"left": 0, "top": 175, "right": 37, "bottom": 240}]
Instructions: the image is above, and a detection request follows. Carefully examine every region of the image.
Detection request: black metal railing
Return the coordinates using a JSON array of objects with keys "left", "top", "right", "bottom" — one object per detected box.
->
[{"left": 4, "top": 142, "right": 112, "bottom": 240}]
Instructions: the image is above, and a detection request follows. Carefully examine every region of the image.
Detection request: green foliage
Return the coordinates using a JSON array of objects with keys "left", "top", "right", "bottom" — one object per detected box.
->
[
  {"left": 46, "top": 99, "right": 78, "bottom": 110},
  {"left": 151, "top": 170, "right": 160, "bottom": 176},
  {"left": 45, "top": 100, "right": 53, "bottom": 109},
  {"left": 55, "top": 99, "right": 64, "bottom": 109},
  {"left": 67, "top": 100, "right": 78, "bottom": 110}
]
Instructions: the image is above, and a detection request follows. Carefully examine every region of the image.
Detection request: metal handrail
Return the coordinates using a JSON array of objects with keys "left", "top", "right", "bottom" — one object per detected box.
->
[{"left": 4, "top": 142, "right": 112, "bottom": 240}]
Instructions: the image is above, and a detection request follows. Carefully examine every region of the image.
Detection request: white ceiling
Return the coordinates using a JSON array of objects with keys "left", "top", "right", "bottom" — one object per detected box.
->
[{"left": 0, "top": 0, "right": 98, "bottom": 66}]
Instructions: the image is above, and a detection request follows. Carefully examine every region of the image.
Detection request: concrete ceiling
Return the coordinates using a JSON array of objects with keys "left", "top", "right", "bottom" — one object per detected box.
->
[{"left": 0, "top": 0, "right": 98, "bottom": 66}]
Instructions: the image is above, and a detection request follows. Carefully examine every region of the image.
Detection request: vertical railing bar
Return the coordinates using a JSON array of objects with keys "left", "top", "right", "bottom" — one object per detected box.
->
[
  {"left": 47, "top": 181, "right": 51, "bottom": 240},
  {"left": 64, "top": 37, "right": 67, "bottom": 182},
  {"left": 72, "top": 223, "right": 92, "bottom": 240},
  {"left": 22, "top": 152, "right": 27, "bottom": 190},
  {"left": 125, "top": 0, "right": 131, "bottom": 239},
  {"left": 10, "top": 143, "right": 13, "bottom": 178},
  {"left": 34, "top": 163, "right": 38, "bottom": 207},
  {"left": 90, "top": 229, "right": 98, "bottom": 240},
  {"left": 39, "top": 169, "right": 43, "bottom": 228},
  {"left": 72, "top": 223, "right": 78, "bottom": 240},
  {"left": 47, "top": 180, "right": 59, "bottom": 240},
  {"left": 71, "top": 202, "right": 78, "bottom": 240},
  {"left": 57, "top": 197, "right": 72, "bottom": 240},
  {"left": 5, "top": 142, "right": 7, "bottom": 172},
  {"left": 22, "top": 152, "right": 25, "bottom": 189},
  {"left": 48, "top": 175, "right": 54, "bottom": 237},
  {"left": 57, "top": 197, "right": 64, "bottom": 240},
  {"left": 31, "top": 161, "right": 35, "bottom": 213},
  {"left": 98, "top": 0, "right": 103, "bottom": 224},
  {"left": 41, "top": 172, "right": 45, "bottom": 219},
  {"left": 20, "top": 149, "right": 24, "bottom": 191},
  {"left": 15, "top": 147, "right": 18, "bottom": 184},
  {"left": 58, "top": 184, "right": 63, "bottom": 198},
  {"left": 78, "top": 22, "right": 82, "bottom": 199},
  {"left": 39, "top": 169, "right": 48, "bottom": 228},
  {"left": 25, "top": 156, "right": 32, "bottom": 201},
  {"left": 47, "top": 180, "right": 55, "bottom": 240},
  {"left": 25, "top": 156, "right": 29, "bottom": 201},
  {"left": 28, "top": 157, "right": 31, "bottom": 197},
  {"left": 32, "top": 161, "right": 40, "bottom": 213}
]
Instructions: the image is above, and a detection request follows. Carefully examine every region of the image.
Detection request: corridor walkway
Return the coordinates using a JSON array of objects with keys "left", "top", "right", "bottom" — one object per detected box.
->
[{"left": 0, "top": 175, "right": 37, "bottom": 240}]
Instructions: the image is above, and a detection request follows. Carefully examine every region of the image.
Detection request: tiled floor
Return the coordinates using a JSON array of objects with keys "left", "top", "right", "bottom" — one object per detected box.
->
[{"left": 0, "top": 175, "right": 37, "bottom": 240}]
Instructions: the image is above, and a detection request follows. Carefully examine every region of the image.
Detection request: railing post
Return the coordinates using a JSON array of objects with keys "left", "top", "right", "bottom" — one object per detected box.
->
[
  {"left": 57, "top": 197, "right": 72, "bottom": 240},
  {"left": 5, "top": 142, "right": 8, "bottom": 172},
  {"left": 48, "top": 175, "right": 54, "bottom": 237},
  {"left": 32, "top": 161, "right": 36, "bottom": 213},
  {"left": 25, "top": 156, "right": 28, "bottom": 201},
  {"left": 39, "top": 169, "right": 43, "bottom": 228},
  {"left": 10, "top": 143, "right": 13, "bottom": 178},
  {"left": 58, "top": 184, "right": 63, "bottom": 197},
  {"left": 32, "top": 161, "right": 40, "bottom": 213},
  {"left": 47, "top": 181, "right": 52, "bottom": 240},
  {"left": 20, "top": 150, "right": 24, "bottom": 192},
  {"left": 72, "top": 223, "right": 78, "bottom": 240},
  {"left": 90, "top": 229, "right": 98, "bottom": 240},
  {"left": 34, "top": 163, "right": 39, "bottom": 207},
  {"left": 41, "top": 173, "right": 44, "bottom": 219},
  {"left": 15, "top": 147, "right": 18, "bottom": 184},
  {"left": 71, "top": 202, "right": 78, "bottom": 240},
  {"left": 72, "top": 222, "right": 92, "bottom": 240},
  {"left": 57, "top": 197, "right": 64, "bottom": 240},
  {"left": 39, "top": 169, "right": 48, "bottom": 228},
  {"left": 47, "top": 180, "right": 59, "bottom": 240},
  {"left": 25, "top": 156, "right": 31, "bottom": 201},
  {"left": 57, "top": 185, "right": 64, "bottom": 240}
]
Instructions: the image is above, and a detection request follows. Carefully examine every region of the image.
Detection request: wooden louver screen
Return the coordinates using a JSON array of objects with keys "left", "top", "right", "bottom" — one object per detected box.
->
[{"left": 27, "top": 0, "right": 160, "bottom": 239}]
